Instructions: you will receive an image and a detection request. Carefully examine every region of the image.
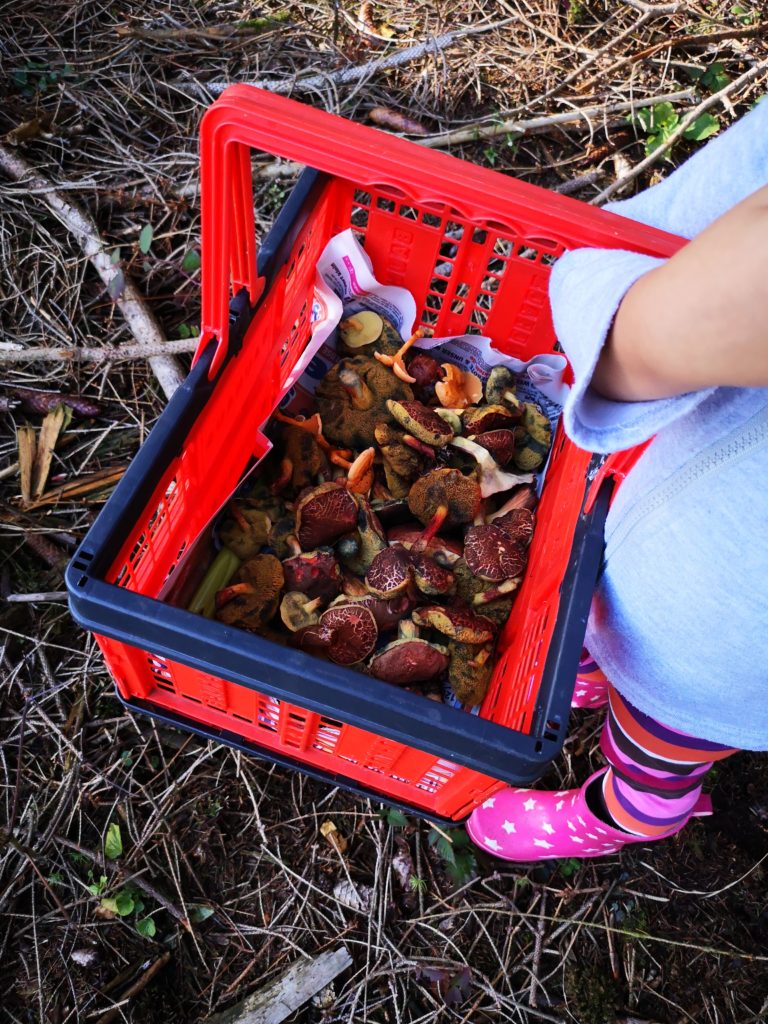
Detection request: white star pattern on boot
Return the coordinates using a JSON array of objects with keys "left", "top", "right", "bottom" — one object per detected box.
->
[
  {"left": 554, "top": 791, "right": 569, "bottom": 798},
  {"left": 502, "top": 820, "right": 516, "bottom": 834},
  {"left": 532, "top": 838, "right": 554, "bottom": 849},
  {"left": 541, "top": 822, "right": 556, "bottom": 835},
  {"left": 523, "top": 797, "right": 537, "bottom": 811},
  {"left": 555, "top": 800, "right": 565, "bottom": 811},
  {"left": 570, "top": 835, "right": 584, "bottom": 843},
  {"left": 482, "top": 797, "right": 496, "bottom": 809},
  {"left": 575, "top": 689, "right": 587, "bottom": 697},
  {"left": 484, "top": 837, "right": 501, "bottom": 851}
]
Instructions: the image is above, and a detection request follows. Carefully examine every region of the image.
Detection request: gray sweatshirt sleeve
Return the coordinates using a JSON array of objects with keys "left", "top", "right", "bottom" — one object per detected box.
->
[{"left": 549, "top": 98, "right": 768, "bottom": 453}]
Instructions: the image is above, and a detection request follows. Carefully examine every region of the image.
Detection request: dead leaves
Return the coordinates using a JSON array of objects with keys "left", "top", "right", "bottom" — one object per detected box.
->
[{"left": 320, "top": 819, "right": 348, "bottom": 855}]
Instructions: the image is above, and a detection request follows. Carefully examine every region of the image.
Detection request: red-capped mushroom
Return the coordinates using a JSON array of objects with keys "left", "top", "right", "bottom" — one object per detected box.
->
[
  {"left": 386, "top": 400, "right": 455, "bottom": 447},
  {"left": 462, "top": 405, "right": 518, "bottom": 435},
  {"left": 368, "top": 638, "right": 449, "bottom": 685},
  {"left": 387, "top": 525, "right": 463, "bottom": 566},
  {"left": 295, "top": 482, "right": 358, "bottom": 550},
  {"left": 464, "top": 524, "right": 527, "bottom": 581},
  {"left": 470, "top": 428, "right": 519, "bottom": 468},
  {"left": 330, "top": 591, "right": 412, "bottom": 632},
  {"left": 410, "top": 550, "right": 456, "bottom": 597},
  {"left": 489, "top": 506, "right": 535, "bottom": 546},
  {"left": 365, "top": 546, "right": 412, "bottom": 599},
  {"left": 282, "top": 548, "right": 343, "bottom": 599},
  {"left": 406, "top": 352, "right": 445, "bottom": 405},
  {"left": 296, "top": 603, "right": 378, "bottom": 665}
]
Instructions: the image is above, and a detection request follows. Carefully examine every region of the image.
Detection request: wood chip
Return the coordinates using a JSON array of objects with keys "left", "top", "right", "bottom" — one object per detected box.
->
[
  {"left": 32, "top": 404, "right": 68, "bottom": 499},
  {"left": 17, "top": 425, "right": 36, "bottom": 504}
]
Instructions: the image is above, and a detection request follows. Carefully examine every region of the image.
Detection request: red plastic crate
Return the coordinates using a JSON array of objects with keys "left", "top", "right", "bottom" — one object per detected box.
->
[{"left": 67, "top": 87, "right": 685, "bottom": 822}]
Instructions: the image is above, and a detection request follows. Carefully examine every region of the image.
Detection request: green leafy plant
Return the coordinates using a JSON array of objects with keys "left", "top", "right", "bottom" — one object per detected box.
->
[
  {"left": 138, "top": 223, "right": 154, "bottom": 255},
  {"left": 730, "top": 3, "right": 756, "bottom": 23},
  {"left": 634, "top": 102, "right": 679, "bottom": 156},
  {"left": 105, "top": 822, "right": 123, "bottom": 860},
  {"left": 427, "top": 827, "right": 477, "bottom": 887},
  {"left": 12, "top": 61, "right": 74, "bottom": 97},
  {"left": 383, "top": 807, "right": 409, "bottom": 828},
  {"left": 409, "top": 876, "right": 428, "bottom": 895},
  {"left": 87, "top": 871, "right": 108, "bottom": 896},
  {"left": 189, "top": 904, "right": 215, "bottom": 923},
  {"left": 181, "top": 249, "right": 201, "bottom": 273},
  {"left": 556, "top": 857, "right": 582, "bottom": 878}
]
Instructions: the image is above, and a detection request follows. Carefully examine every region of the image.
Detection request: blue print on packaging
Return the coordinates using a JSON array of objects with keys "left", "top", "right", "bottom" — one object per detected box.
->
[{"left": 306, "top": 356, "right": 329, "bottom": 380}]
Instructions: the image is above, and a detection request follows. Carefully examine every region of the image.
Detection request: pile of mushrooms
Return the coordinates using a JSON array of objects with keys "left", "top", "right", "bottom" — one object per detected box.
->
[{"left": 194, "top": 311, "right": 551, "bottom": 709}]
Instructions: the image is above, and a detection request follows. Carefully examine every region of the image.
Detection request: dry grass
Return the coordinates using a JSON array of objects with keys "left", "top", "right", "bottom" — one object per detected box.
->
[{"left": 2, "top": 1, "right": 768, "bottom": 1021}]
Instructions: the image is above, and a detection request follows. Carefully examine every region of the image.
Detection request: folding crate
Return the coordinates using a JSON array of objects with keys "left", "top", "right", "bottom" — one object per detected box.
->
[{"left": 66, "top": 87, "right": 684, "bottom": 823}]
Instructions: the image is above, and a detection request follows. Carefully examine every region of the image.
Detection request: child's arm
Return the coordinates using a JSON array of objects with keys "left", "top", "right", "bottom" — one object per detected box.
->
[
  {"left": 592, "top": 184, "right": 768, "bottom": 402},
  {"left": 548, "top": 98, "right": 768, "bottom": 454}
]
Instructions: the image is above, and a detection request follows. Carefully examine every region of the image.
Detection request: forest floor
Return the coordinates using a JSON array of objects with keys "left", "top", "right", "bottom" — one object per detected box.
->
[{"left": 1, "top": 2, "right": 768, "bottom": 1022}]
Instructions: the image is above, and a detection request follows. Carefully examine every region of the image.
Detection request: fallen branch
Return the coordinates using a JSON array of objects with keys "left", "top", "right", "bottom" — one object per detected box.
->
[
  {"left": 0, "top": 338, "right": 197, "bottom": 364},
  {"left": 417, "top": 89, "right": 695, "bottom": 149},
  {"left": 6, "top": 592, "right": 68, "bottom": 603},
  {"left": 172, "top": 18, "right": 515, "bottom": 98},
  {"left": 0, "top": 144, "right": 185, "bottom": 400},
  {"left": 592, "top": 57, "right": 768, "bottom": 204},
  {"left": 208, "top": 946, "right": 352, "bottom": 1024},
  {"left": 95, "top": 952, "right": 172, "bottom": 1024}
]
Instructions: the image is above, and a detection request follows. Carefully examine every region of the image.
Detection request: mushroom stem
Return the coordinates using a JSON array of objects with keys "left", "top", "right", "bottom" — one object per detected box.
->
[
  {"left": 473, "top": 577, "right": 522, "bottom": 605},
  {"left": 270, "top": 457, "right": 294, "bottom": 495},
  {"left": 215, "top": 581, "right": 256, "bottom": 610},
  {"left": 345, "top": 447, "right": 376, "bottom": 494},
  {"left": 411, "top": 504, "right": 449, "bottom": 553},
  {"left": 402, "top": 434, "right": 437, "bottom": 459},
  {"left": 274, "top": 410, "right": 336, "bottom": 452},
  {"left": 338, "top": 367, "right": 375, "bottom": 410},
  {"left": 450, "top": 435, "right": 535, "bottom": 498},
  {"left": 374, "top": 328, "right": 424, "bottom": 384},
  {"left": 341, "top": 316, "right": 364, "bottom": 331}
]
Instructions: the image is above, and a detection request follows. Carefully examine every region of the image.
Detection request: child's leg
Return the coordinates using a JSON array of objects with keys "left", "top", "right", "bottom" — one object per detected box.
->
[
  {"left": 572, "top": 648, "right": 610, "bottom": 708},
  {"left": 598, "top": 685, "right": 737, "bottom": 837}
]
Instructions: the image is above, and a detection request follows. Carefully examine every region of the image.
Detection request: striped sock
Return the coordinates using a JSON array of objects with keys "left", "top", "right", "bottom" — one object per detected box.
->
[{"left": 598, "top": 685, "right": 737, "bottom": 837}]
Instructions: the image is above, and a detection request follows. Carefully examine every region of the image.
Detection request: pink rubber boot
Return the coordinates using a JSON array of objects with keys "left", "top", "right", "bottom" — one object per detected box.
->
[
  {"left": 571, "top": 649, "right": 610, "bottom": 709},
  {"left": 466, "top": 769, "right": 713, "bottom": 862}
]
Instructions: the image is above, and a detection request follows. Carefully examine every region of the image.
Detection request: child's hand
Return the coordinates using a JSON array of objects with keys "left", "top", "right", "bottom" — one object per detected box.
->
[{"left": 592, "top": 184, "right": 768, "bottom": 402}]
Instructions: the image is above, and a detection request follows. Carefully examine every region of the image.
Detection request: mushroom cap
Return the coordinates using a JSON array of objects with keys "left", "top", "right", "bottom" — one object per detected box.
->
[
  {"left": 464, "top": 524, "right": 527, "bottom": 581},
  {"left": 485, "top": 366, "right": 519, "bottom": 407},
  {"left": 406, "top": 352, "right": 444, "bottom": 404},
  {"left": 407, "top": 468, "right": 482, "bottom": 528},
  {"left": 447, "top": 641, "right": 494, "bottom": 707},
  {"left": 490, "top": 507, "right": 535, "bottom": 547},
  {"left": 368, "top": 639, "right": 449, "bottom": 685},
  {"left": 386, "top": 400, "right": 454, "bottom": 447},
  {"left": 387, "top": 525, "right": 463, "bottom": 565},
  {"left": 218, "top": 507, "right": 271, "bottom": 560},
  {"left": 216, "top": 554, "right": 284, "bottom": 631},
  {"left": 296, "top": 482, "right": 358, "bottom": 550},
  {"left": 470, "top": 428, "right": 519, "bottom": 467},
  {"left": 452, "top": 558, "right": 514, "bottom": 626},
  {"left": 269, "top": 515, "right": 301, "bottom": 559},
  {"left": 462, "top": 405, "right": 519, "bottom": 435},
  {"left": 329, "top": 591, "right": 411, "bottom": 632},
  {"left": 412, "top": 604, "right": 495, "bottom": 644},
  {"left": 339, "top": 310, "right": 385, "bottom": 350},
  {"left": 317, "top": 603, "right": 378, "bottom": 665},
  {"left": 337, "top": 496, "right": 387, "bottom": 575},
  {"left": 410, "top": 551, "right": 456, "bottom": 596},
  {"left": 514, "top": 403, "right": 553, "bottom": 471},
  {"left": 365, "top": 545, "right": 412, "bottom": 598},
  {"left": 282, "top": 548, "right": 343, "bottom": 599}
]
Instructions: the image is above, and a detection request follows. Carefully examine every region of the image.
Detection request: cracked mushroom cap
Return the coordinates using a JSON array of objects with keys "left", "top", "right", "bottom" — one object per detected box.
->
[
  {"left": 412, "top": 604, "right": 495, "bottom": 644},
  {"left": 282, "top": 547, "right": 343, "bottom": 599},
  {"left": 296, "top": 482, "right": 358, "bottom": 550},
  {"left": 365, "top": 545, "right": 413, "bottom": 598},
  {"left": 489, "top": 507, "right": 535, "bottom": 546},
  {"left": 464, "top": 524, "right": 527, "bottom": 582},
  {"left": 386, "top": 400, "right": 455, "bottom": 447},
  {"left": 410, "top": 550, "right": 456, "bottom": 597},
  {"left": 329, "top": 591, "right": 411, "bottom": 632},
  {"left": 462, "top": 405, "right": 518, "bottom": 435},
  {"left": 447, "top": 641, "right": 494, "bottom": 707},
  {"left": 368, "top": 639, "right": 450, "bottom": 685},
  {"left": 386, "top": 525, "right": 463, "bottom": 566},
  {"left": 297, "top": 603, "right": 378, "bottom": 665},
  {"left": 470, "top": 428, "right": 519, "bottom": 467},
  {"left": 407, "top": 468, "right": 482, "bottom": 528},
  {"left": 215, "top": 554, "right": 284, "bottom": 632}
]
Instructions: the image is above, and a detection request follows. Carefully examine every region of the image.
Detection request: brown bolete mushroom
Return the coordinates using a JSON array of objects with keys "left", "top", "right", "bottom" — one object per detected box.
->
[
  {"left": 386, "top": 400, "right": 454, "bottom": 447},
  {"left": 387, "top": 524, "right": 463, "bottom": 566},
  {"left": 215, "top": 554, "right": 284, "bottom": 632},
  {"left": 218, "top": 503, "right": 271, "bottom": 560},
  {"left": 447, "top": 641, "right": 494, "bottom": 707},
  {"left": 452, "top": 558, "right": 515, "bottom": 627},
  {"left": 514, "top": 403, "right": 553, "bottom": 471},
  {"left": 269, "top": 515, "right": 301, "bottom": 560},
  {"left": 488, "top": 506, "right": 535, "bottom": 546},
  {"left": 464, "top": 524, "right": 527, "bottom": 581},
  {"left": 295, "top": 603, "right": 378, "bottom": 665},
  {"left": 280, "top": 591, "right": 324, "bottom": 632},
  {"left": 462, "top": 405, "right": 518, "bottom": 435},
  {"left": 485, "top": 366, "right": 524, "bottom": 416},
  {"left": 375, "top": 421, "right": 430, "bottom": 499},
  {"left": 295, "top": 482, "right": 358, "bottom": 550},
  {"left": 368, "top": 638, "right": 450, "bottom": 685},
  {"left": 337, "top": 496, "right": 387, "bottom": 576},
  {"left": 412, "top": 604, "right": 495, "bottom": 645},
  {"left": 365, "top": 546, "right": 413, "bottom": 599},
  {"left": 282, "top": 547, "right": 343, "bottom": 599},
  {"left": 329, "top": 591, "right": 411, "bottom": 632},
  {"left": 407, "top": 468, "right": 482, "bottom": 540},
  {"left": 281, "top": 423, "right": 327, "bottom": 490},
  {"left": 410, "top": 550, "right": 456, "bottom": 597},
  {"left": 316, "top": 355, "right": 413, "bottom": 449},
  {"left": 470, "top": 428, "right": 519, "bottom": 468}
]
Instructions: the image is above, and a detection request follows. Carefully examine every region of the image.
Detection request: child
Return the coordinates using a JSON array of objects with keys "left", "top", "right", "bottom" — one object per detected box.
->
[{"left": 467, "top": 97, "right": 768, "bottom": 861}]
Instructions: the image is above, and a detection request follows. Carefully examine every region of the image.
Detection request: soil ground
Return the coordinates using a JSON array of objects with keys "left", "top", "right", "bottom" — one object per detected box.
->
[{"left": 1, "top": 2, "right": 767, "bottom": 1022}]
